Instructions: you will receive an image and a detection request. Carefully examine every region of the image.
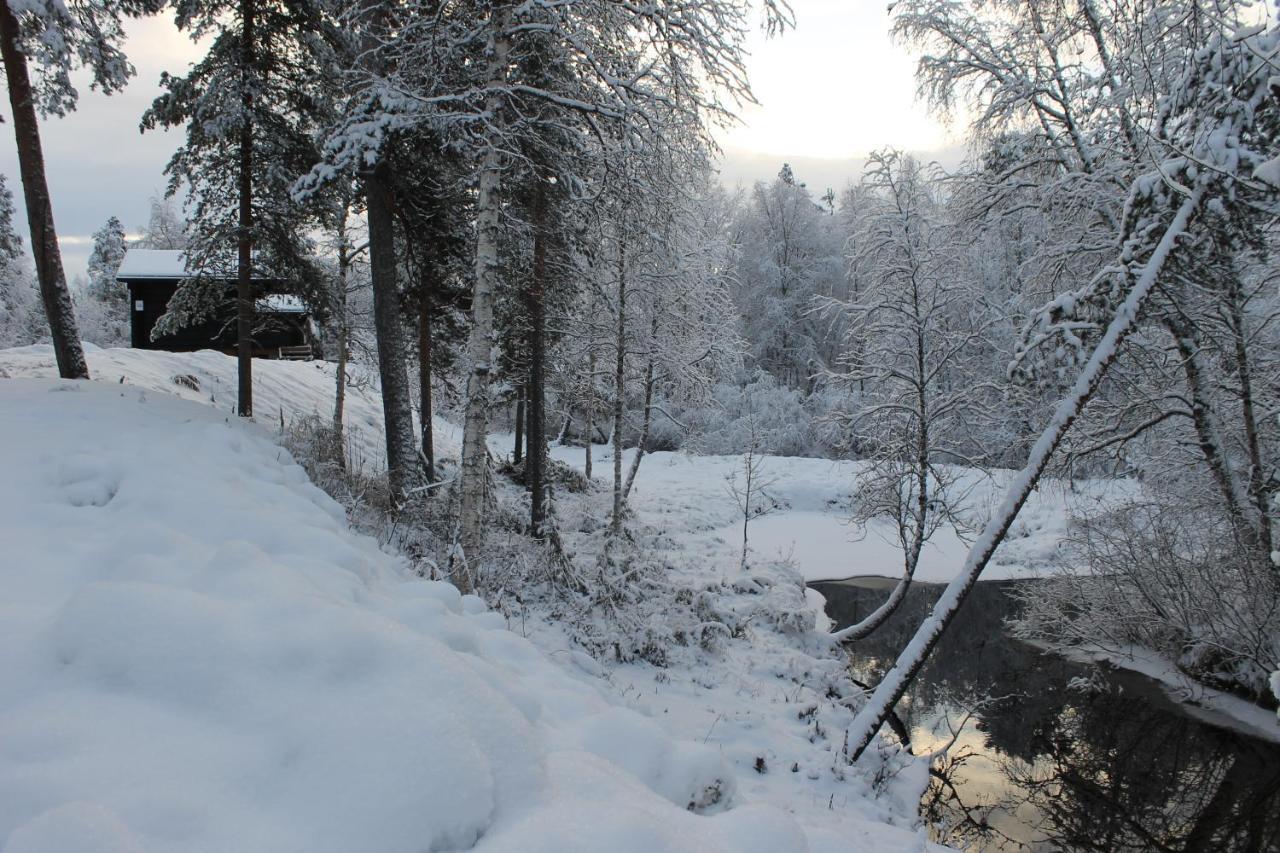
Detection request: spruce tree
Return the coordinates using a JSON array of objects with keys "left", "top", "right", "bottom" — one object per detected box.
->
[
  {"left": 144, "top": 0, "right": 334, "bottom": 416},
  {"left": 0, "top": 174, "right": 42, "bottom": 348},
  {"left": 86, "top": 217, "right": 128, "bottom": 302}
]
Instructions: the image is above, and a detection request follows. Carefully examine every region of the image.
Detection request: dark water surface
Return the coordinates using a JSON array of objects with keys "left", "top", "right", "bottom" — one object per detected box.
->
[{"left": 812, "top": 579, "right": 1280, "bottom": 852}]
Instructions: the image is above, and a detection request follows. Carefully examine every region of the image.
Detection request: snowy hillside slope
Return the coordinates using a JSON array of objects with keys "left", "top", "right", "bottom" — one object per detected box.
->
[
  {"left": 0, "top": 343, "right": 460, "bottom": 471},
  {"left": 0, "top": 375, "right": 947, "bottom": 853}
]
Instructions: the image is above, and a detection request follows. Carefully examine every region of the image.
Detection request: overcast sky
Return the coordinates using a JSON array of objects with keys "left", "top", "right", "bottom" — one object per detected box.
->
[{"left": 0, "top": 2, "right": 959, "bottom": 283}]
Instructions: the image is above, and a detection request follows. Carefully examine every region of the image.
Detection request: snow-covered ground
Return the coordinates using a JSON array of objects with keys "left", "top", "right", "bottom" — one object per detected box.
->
[
  {"left": 0, "top": 344, "right": 1128, "bottom": 588},
  {"left": 0, "top": 348, "right": 948, "bottom": 853},
  {"left": 547, "top": 447, "right": 1133, "bottom": 585}
]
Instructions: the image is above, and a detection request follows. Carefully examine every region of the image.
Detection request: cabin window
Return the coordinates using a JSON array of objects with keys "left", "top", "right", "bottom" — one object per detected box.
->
[{"left": 134, "top": 300, "right": 144, "bottom": 312}]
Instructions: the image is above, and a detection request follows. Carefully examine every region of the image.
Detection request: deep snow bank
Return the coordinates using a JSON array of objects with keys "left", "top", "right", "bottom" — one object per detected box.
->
[{"left": 0, "top": 378, "right": 852, "bottom": 853}]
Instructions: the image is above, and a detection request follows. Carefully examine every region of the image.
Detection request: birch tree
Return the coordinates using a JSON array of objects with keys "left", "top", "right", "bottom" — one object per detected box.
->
[{"left": 822, "top": 151, "right": 993, "bottom": 642}]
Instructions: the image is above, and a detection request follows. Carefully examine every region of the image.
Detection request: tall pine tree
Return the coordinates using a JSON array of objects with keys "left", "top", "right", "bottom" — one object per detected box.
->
[{"left": 144, "top": 0, "right": 334, "bottom": 415}]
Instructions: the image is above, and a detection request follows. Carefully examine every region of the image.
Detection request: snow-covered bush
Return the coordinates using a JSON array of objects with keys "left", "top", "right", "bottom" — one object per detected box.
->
[
  {"left": 75, "top": 286, "right": 129, "bottom": 348},
  {"left": 1012, "top": 497, "right": 1280, "bottom": 705},
  {"left": 659, "top": 372, "right": 842, "bottom": 457}
]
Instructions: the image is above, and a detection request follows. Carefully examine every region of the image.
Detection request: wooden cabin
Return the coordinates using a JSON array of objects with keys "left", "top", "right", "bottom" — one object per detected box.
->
[{"left": 116, "top": 249, "right": 314, "bottom": 358}]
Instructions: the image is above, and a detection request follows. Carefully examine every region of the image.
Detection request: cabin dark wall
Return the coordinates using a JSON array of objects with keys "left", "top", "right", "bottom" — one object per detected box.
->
[{"left": 124, "top": 278, "right": 309, "bottom": 355}]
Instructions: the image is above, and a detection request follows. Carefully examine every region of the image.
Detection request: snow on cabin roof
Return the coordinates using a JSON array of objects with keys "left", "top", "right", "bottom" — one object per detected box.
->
[
  {"left": 115, "top": 249, "right": 191, "bottom": 279},
  {"left": 115, "top": 249, "right": 272, "bottom": 281}
]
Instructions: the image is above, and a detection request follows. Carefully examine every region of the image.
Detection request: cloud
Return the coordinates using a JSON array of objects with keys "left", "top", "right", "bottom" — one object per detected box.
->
[{"left": 0, "top": 15, "right": 195, "bottom": 280}]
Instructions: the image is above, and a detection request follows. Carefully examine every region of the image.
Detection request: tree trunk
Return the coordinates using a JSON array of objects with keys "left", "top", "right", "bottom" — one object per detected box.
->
[
  {"left": 333, "top": 215, "right": 350, "bottom": 437},
  {"left": 845, "top": 191, "right": 1202, "bottom": 762},
  {"left": 527, "top": 178, "right": 548, "bottom": 535},
  {"left": 0, "top": 2, "right": 88, "bottom": 380},
  {"left": 513, "top": 385, "right": 525, "bottom": 466},
  {"left": 610, "top": 230, "right": 627, "bottom": 536},
  {"left": 621, "top": 354, "right": 654, "bottom": 502},
  {"left": 365, "top": 164, "right": 418, "bottom": 500},
  {"left": 418, "top": 290, "right": 436, "bottom": 482},
  {"left": 1224, "top": 272, "right": 1274, "bottom": 561},
  {"left": 740, "top": 449, "right": 753, "bottom": 570},
  {"left": 458, "top": 2, "right": 511, "bottom": 570},
  {"left": 584, "top": 345, "right": 595, "bottom": 481},
  {"left": 235, "top": 0, "right": 255, "bottom": 417},
  {"left": 1165, "top": 315, "right": 1261, "bottom": 548}
]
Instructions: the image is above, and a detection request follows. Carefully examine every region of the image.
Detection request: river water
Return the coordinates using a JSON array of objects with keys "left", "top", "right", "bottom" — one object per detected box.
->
[{"left": 811, "top": 578, "right": 1280, "bottom": 852}]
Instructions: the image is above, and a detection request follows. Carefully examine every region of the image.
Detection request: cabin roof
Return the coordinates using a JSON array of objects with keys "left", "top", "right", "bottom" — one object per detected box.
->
[
  {"left": 116, "top": 249, "right": 273, "bottom": 282},
  {"left": 116, "top": 250, "right": 193, "bottom": 280}
]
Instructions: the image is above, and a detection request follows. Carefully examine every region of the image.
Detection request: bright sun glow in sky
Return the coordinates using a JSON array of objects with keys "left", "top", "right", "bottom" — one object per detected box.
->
[
  {"left": 0, "top": 2, "right": 953, "bottom": 279},
  {"left": 722, "top": 0, "right": 950, "bottom": 160}
]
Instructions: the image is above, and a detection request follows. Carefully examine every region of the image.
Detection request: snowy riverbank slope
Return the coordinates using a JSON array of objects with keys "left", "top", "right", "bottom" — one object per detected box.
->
[{"left": 0, "top": 370, "right": 943, "bottom": 852}]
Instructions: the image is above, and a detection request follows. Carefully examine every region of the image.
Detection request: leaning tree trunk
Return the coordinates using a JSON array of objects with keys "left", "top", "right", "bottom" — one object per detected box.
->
[
  {"left": 365, "top": 164, "right": 418, "bottom": 501},
  {"left": 457, "top": 2, "right": 511, "bottom": 571},
  {"left": 845, "top": 190, "right": 1202, "bottom": 762},
  {"left": 526, "top": 178, "right": 549, "bottom": 535},
  {"left": 234, "top": 0, "right": 256, "bottom": 417},
  {"left": 1165, "top": 315, "right": 1261, "bottom": 548},
  {"left": 0, "top": 2, "right": 88, "bottom": 380},
  {"left": 1224, "top": 272, "right": 1273, "bottom": 560}
]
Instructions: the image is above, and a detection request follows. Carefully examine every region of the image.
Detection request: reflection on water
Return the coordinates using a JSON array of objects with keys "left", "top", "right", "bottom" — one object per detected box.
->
[{"left": 812, "top": 579, "right": 1280, "bottom": 852}]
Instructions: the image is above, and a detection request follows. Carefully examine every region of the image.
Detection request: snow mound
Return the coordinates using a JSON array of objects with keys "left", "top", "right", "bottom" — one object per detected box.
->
[{"left": 0, "top": 379, "right": 828, "bottom": 853}]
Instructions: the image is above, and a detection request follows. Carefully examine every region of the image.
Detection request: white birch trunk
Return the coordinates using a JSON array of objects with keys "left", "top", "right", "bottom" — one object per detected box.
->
[{"left": 457, "top": 3, "right": 511, "bottom": 576}]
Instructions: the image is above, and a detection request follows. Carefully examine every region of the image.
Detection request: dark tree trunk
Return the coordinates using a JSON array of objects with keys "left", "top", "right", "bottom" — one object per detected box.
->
[
  {"left": 333, "top": 211, "right": 351, "bottom": 438},
  {"left": 1224, "top": 272, "right": 1274, "bottom": 560},
  {"left": 417, "top": 290, "right": 436, "bottom": 482},
  {"left": 513, "top": 384, "right": 525, "bottom": 466},
  {"left": 526, "top": 179, "right": 548, "bottom": 535},
  {"left": 365, "top": 164, "right": 418, "bottom": 500},
  {"left": 610, "top": 230, "right": 626, "bottom": 536},
  {"left": 584, "top": 346, "right": 595, "bottom": 480},
  {"left": 235, "top": 0, "right": 255, "bottom": 417},
  {"left": 0, "top": 2, "right": 88, "bottom": 380}
]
